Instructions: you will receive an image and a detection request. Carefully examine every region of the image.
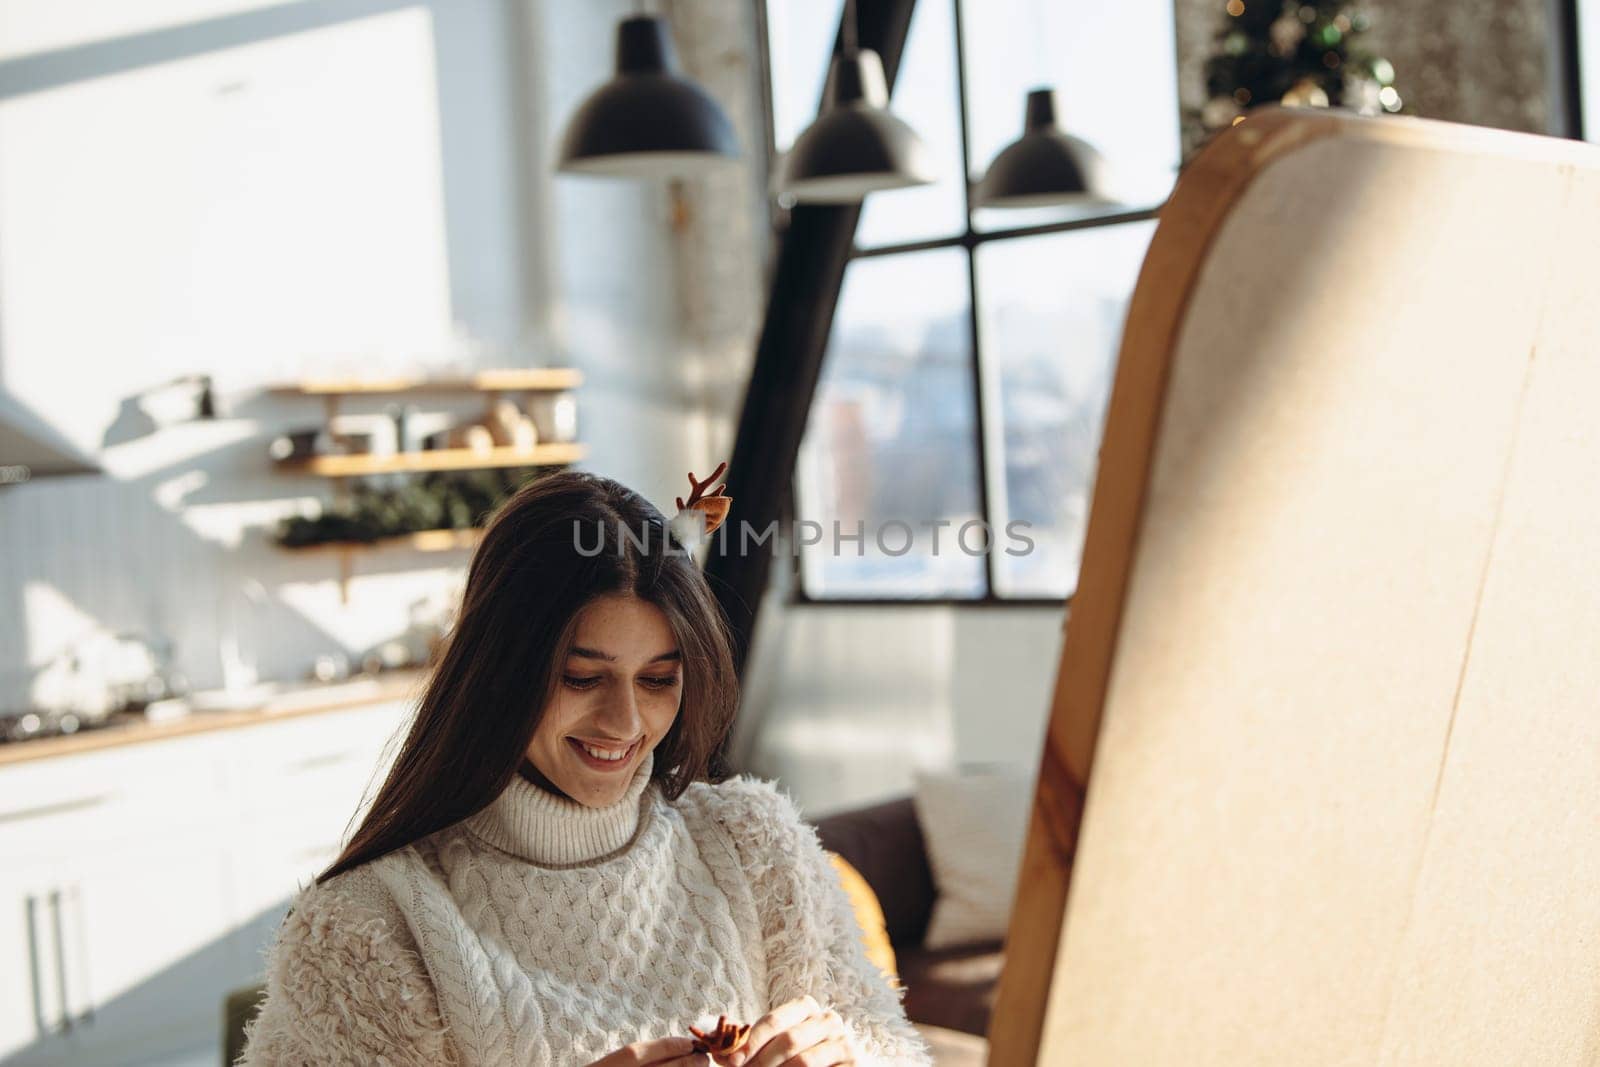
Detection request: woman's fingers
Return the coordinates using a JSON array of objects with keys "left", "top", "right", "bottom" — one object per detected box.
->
[
  {"left": 658, "top": 1056, "right": 714, "bottom": 1067},
  {"left": 727, "top": 994, "right": 819, "bottom": 1066},
  {"left": 728, "top": 997, "right": 847, "bottom": 1067},
  {"left": 745, "top": 1015, "right": 835, "bottom": 1067},
  {"left": 782, "top": 1036, "right": 851, "bottom": 1067}
]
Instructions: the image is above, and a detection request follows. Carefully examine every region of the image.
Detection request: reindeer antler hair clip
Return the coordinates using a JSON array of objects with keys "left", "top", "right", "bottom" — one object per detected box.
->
[{"left": 670, "top": 461, "right": 732, "bottom": 547}]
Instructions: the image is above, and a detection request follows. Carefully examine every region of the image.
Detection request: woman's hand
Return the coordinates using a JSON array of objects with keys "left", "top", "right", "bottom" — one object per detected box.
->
[
  {"left": 586, "top": 1036, "right": 708, "bottom": 1067},
  {"left": 718, "top": 995, "right": 855, "bottom": 1067}
]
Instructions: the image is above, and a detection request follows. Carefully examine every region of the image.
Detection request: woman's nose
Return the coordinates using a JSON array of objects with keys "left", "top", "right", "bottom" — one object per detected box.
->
[{"left": 593, "top": 684, "right": 642, "bottom": 737}]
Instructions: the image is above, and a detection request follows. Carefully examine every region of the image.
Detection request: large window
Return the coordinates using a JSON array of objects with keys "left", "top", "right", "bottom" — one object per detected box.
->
[{"left": 764, "top": 0, "right": 1180, "bottom": 602}]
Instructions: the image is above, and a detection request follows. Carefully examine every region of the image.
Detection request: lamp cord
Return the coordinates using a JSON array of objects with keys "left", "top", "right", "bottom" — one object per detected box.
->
[
  {"left": 1032, "top": 0, "right": 1049, "bottom": 88},
  {"left": 843, "top": 0, "right": 858, "bottom": 55}
]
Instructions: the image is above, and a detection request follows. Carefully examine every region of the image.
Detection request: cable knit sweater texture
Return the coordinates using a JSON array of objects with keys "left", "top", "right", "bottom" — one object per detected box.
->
[{"left": 239, "top": 749, "right": 933, "bottom": 1066}]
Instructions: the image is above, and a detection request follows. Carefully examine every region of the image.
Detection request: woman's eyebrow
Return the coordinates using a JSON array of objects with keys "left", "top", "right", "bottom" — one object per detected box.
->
[{"left": 569, "top": 646, "right": 681, "bottom": 664}]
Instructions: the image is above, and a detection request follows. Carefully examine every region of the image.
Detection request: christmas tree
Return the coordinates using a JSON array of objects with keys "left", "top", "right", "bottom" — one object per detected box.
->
[{"left": 1200, "top": 0, "right": 1401, "bottom": 133}]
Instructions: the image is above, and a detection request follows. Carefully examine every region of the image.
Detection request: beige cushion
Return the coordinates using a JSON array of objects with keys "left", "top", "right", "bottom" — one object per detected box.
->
[
  {"left": 912, "top": 1021, "right": 988, "bottom": 1067},
  {"left": 912, "top": 765, "right": 1033, "bottom": 949}
]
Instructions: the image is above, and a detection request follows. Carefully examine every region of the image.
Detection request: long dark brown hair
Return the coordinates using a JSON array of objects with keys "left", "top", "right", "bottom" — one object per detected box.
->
[{"left": 316, "top": 469, "right": 740, "bottom": 884}]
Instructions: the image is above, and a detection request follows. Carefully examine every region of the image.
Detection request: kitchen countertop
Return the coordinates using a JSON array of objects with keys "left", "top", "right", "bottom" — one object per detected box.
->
[{"left": 0, "top": 669, "right": 428, "bottom": 768}]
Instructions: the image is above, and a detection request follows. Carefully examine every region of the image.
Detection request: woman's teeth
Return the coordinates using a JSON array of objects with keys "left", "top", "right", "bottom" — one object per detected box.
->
[{"left": 579, "top": 741, "right": 629, "bottom": 761}]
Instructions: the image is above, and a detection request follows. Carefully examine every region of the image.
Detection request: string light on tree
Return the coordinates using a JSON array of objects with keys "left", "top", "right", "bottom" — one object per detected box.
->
[{"left": 1199, "top": 0, "right": 1402, "bottom": 133}]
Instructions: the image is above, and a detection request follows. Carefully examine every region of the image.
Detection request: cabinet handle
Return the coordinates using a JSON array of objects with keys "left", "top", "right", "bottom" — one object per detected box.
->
[
  {"left": 24, "top": 893, "right": 56, "bottom": 1035},
  {"left": 284, "top": 750, "right": 357, "bottom": 773},
  {"left": 0, "top": 793, "right": 110, "bottom": 825},
  {"left": 48, "top": 889, "right": 72, "bottom": 1033}
]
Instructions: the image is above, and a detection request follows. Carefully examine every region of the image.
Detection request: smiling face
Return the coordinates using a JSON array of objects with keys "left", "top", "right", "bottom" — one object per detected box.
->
[{"left": 523, "top": 593, "right": 683, "bottom": 807}]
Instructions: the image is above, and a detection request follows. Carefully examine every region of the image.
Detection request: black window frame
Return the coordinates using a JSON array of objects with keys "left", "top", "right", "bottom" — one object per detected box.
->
[{"left": 759, "top": 0, "right": 1174, "bottom": 608}]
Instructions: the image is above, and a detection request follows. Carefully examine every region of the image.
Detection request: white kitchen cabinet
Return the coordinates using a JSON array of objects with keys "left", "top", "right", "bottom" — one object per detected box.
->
[
  {"left": 0, "top": 729, "right": 231, "bottom": 858},
  {"left": 229, "top": 700, "right": 403, "bottom": 837},
  {"left": 0, "top": 696, "right": 412, "bottom": 1066},
  {"left": 7, "top": 842, "right": 237, "bottom": 1067},
  {"left": 0, "top": 857, "right": 74, "bottom": 1065}
]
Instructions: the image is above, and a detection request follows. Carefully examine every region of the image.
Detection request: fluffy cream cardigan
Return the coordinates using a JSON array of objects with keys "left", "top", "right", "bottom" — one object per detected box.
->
[{"left": 238, "top": 751, "right": 933, "bottom": 1067}]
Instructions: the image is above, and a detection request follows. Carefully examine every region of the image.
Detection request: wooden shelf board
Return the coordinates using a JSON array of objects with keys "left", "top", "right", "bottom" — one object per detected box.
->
[
  {"left": 406, "top": 527, "right": 486, "bottom": 552},
  {"left": 269, "top": 368, "right": 582, "bottom": 396},
  {"left": 276, "top": 442, "right": 585, "bottom": 477},
  {"left": 283, "top": 528, "right": 485, "bottom": 555}
]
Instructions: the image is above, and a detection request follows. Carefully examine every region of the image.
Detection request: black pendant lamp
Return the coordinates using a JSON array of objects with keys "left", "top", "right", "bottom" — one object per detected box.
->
[
  {"left": 558, "top": 14, "right": 739, "bottom": 177},
  {"left": 974, "top": 88, "right": 1118, "bottom": 209},
  {"left": 775, "top": 0, "right": 935, "bottom": 203}
]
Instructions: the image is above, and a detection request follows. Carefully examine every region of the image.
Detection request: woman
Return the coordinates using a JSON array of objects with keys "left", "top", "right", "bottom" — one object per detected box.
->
[{"left": 239, "top": 470, "right": 932, "bottom": 1067}]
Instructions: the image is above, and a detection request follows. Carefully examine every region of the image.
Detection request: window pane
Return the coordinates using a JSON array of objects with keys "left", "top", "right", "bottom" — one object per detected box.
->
[
  {"left": 975, "top": 221, "right": 1156, "bottom": 598},
  {"left": 854, "top": 0, "right": 966, "bottom": 248},
  {"left": 1582, "top": 0, "right": 1600, "bottom": 144},
  {"left": 765, "top": 0, "right": 845, "bottom": 154},
  {"left": 961, "top": 0, "right": 1180, "bottom": 231},
  {"left": 797, "top": 248, "right": 984, "bottom": 598}
]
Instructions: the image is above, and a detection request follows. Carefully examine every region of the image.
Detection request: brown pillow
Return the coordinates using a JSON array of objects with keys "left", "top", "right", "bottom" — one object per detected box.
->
[{"left": 826, "top": 850, "right": 900, "bottom": 987}]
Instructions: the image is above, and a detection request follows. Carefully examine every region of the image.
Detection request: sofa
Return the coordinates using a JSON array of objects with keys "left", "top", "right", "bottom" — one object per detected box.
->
[{"left": 810, "top": 795, "right": 1001, "bottom": 1062}]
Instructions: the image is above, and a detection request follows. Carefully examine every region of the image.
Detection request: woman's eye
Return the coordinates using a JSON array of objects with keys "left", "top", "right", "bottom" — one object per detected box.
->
[
  {"left": 641, "top": 675, "right": 680, "bottom": 689},
  {"left": 563, "top": 675, "right": 602, "bottom": 690}
]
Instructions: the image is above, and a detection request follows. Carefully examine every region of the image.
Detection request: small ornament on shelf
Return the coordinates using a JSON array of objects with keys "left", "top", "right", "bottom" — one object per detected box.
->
[
  {"left": 527, "top": 390, "right": 579, "bottom": 444},
  {"left": 483, "top": 398, "right": 538, "bottom": 451}
]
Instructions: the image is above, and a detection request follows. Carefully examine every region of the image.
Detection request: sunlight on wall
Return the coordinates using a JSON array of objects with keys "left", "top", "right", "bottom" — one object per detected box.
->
[
  {"left": 0, "top": 2, "right": 508, "bottom": 706},
  {"left": 0, "top": 0, "right": 292, "bottom": 62},
  {"left": 0, "top": 6, "right": 454, "bottom": 447},
  {"left": 22, "top": 579, "right": 103, "bottom": 674}
]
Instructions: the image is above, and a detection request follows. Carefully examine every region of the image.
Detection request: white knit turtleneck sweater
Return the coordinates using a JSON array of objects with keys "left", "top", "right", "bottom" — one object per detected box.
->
[{"left": 239, "top": 749, "right": 933, "bottom": 1067}]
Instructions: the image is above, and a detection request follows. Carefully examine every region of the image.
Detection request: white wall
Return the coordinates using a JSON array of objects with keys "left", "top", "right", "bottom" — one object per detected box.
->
[
  {"left": 0, "top": 0, "right": 692, "bottom": 706},
  {"left": 737, "top": 594, "right": 1065, "bottom": 817},
  {"left": 524, "top": 0, "right": 701, "bottom": 497}
]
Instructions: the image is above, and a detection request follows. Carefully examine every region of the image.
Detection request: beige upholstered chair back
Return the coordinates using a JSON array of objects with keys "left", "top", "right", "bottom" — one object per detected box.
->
[{"left": 991, "top": 108, "right": 1600, "bottom": 1066}]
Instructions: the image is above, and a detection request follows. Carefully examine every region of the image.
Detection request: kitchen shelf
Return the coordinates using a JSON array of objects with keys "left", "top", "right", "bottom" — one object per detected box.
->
[
  {"left": 285, "top": 526, "right": 488, "bottom": 601},
  {"left": 286, "top": 527, "right": 485, "bottom": 555},
  {"left": 276, "top": 442, "right": 585, "bottom": 477},
  {"left": 269, "top": 368, "right": 582, "bottom": 397},
  {"left": 269, "top": 367, "right": 584, "bottom": 599}
]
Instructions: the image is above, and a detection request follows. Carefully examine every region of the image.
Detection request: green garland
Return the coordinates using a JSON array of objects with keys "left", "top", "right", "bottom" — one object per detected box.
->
[{"left": 275, "top": 467, "right": 556, "bottom": 547}]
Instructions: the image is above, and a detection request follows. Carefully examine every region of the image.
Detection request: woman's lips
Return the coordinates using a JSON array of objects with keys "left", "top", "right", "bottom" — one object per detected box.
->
[{"left": 567, "top": 736, "right": 639, "bottom": 771}]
